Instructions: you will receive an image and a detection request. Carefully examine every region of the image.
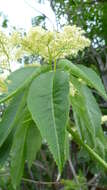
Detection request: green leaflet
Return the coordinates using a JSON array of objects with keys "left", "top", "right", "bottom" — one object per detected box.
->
[
  {"left": 58, "top": 59, "right": 107, "bottom": 100},
  {"left": 71, "top": 95, "right": 96, "bottom": 147},
  {"left": 0, "top": 65, "right": 49, "bottom": 104},
  {"left": 7, "top": 67, "right": 36, "bottom": 93},
  {"left": 25, "top": 120, "right": 42, "bottom": 168},
  {"left": 81, "top": 83, "right": 106, "bottom": 145},
  {"left": 27, "top": 71, "right": 70, "bottom": 172},
  {"left": 10, "top": 108, "right": 42, "bottom": 188},
  {"left": 96, "top": 138, "right": 105, "bottom": 160},
  {"left": 0, "top": 91, "right": 27, "bottom": 147},
  {"left": 10, "top": 113, "right": 28, "bottom": 189},
  {"left": 0, "top": 132, "right": 13, "bottom": 165},
  {"left": 70, "top": 76, "right": 106, "bottom": 158}
]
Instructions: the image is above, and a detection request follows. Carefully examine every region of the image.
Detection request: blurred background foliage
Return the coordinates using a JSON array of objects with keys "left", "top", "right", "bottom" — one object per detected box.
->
[
  {"left": 0, "top": 0, "right": 107, "bottom": 189},
  {"left": 0, "top": 12, "right": 8, "bottom": 28}
]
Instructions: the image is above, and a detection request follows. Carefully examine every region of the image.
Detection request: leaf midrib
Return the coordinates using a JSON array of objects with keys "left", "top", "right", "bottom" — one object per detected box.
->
[{"left": 51, "top": 73, "right": 61, "bottom": 167}]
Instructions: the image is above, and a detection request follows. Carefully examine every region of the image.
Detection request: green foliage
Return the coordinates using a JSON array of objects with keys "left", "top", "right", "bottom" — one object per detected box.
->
[
  {"left": 0, "top": 91, "right": 27, "bottom": 147},
  {"left": 25, "top": 120, "right": 42, "bottom": 168},
  {"left": 0, "top": 65, "right": 49, "bottom": 104},
  {"left": 58, "top": 59, "right": 107, "bottom": 100},
  {"left": 48, "top": 0, "right": 107, "bottom": 46},
  {"left": 7, "top": 67, "right": 37, "bottom": 94},
  {"left": 10, "top": 113, "right": 27, "bottom": 189},
  {"left": 27, "top": 71, "right": 70, "bottom": 172},
  {"left": 0, "top": 132, "right": 12, "bottom": 165},
  {"left": 32, "top": 15, "right": 46, "bottom": 28},
  {"left": 0, "top": 26, "right": 107, "bottom": 188},
  {"left": 70, "top": 76, "right": 106, "bottom": 158},
  {"left": 62, "top": 173, "right": 88, "bottom": 190}
]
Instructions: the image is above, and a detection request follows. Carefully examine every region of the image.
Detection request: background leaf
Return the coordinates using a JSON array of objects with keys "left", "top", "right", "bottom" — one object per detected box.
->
[
  {"left": 0, "top": 132, "right": 13, "bottom": 165},
  {"left": 70, "top": 76, "right": 106, "bottom": 158},
  {"left": 10, "top": 110, "right": 28, "bottom": 189},
  {"left": 0, "top": 91, "right": 27, "bottom": 147},
  {"left": 25, "top": 120, "right": 42, "bottom": 168},
  {"left": 58, "top": 59, "right": 107, "bottom": 100}
]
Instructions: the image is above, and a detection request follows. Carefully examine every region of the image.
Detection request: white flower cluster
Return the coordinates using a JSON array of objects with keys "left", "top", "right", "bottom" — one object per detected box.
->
[
  {"left": 0, "top": 77, "right": 7, "bottom": 93},
  {"left": 0, "top": 31, "right": 10, "bottom": 70},
  {"left": 101, "top": 115, "right": 107, "bottom": 124},
  {"left": 10, "top": 25, "right": 91, "bottom": 63}
]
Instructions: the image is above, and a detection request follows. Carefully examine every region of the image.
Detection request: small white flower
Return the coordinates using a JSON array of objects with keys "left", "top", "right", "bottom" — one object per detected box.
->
[{"left": 9, "top": 25, "right": 91, "bottom": 63}]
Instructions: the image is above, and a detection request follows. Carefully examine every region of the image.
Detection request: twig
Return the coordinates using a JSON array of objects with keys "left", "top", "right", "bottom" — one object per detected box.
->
[
  {"left": 0, "top": 172, "right": 10, "bottom": 177},
  {"left": 68, "top": 159, "right": 82, "bottom": 190},
  {"left": 88, "top": 173, "right": 100, "bottom": 186},
  {"left": 40, "top": 149, "right": 51, "bottom": 177},
  {"left": 68, "top": 159, "right": 79, "bottom": 184},
  {"left": 27, "top": 163, "right": 37, "bottom": 189},
  {"left": 22, "top": 178, "right": 61, "bottom": 185},
  {"left": 56, "top": 173, "right": 61, "bottom": 181},
  {"left": 33, "top": 160, "right": 51, "bottom": 178}
]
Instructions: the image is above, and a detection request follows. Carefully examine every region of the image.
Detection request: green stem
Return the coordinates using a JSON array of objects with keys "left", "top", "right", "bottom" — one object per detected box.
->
[
  {"left": 54, "top": 59, "right": 57, "bottom": 71},
  {"left": 48, "top": 46, "right": 53, "bottom": 70},
  {"left": 23, "top": 118, "right": 32, "bottom": 124},
  {"left": 67, "top": 125, "right": 107, "bottom": 171}
]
